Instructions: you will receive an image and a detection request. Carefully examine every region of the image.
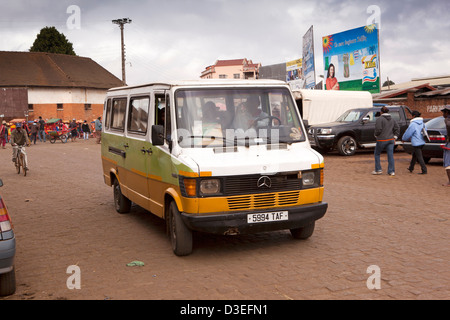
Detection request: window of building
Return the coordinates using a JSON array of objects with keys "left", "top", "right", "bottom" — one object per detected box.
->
[
  {"left": 84, "top": 103, "right": 92, "bottom": 110},
  {"left": 234, "top": 74, "right": 240, "bottom": 79},
  {"left": 57, "top": 103, "right": 63, "bottom": 110},
  {"left": 219, "top": 74, "right": 227, "bottom": 79},
  {"left": 28, "top": 104, "right": 34, "bottom": 110}
]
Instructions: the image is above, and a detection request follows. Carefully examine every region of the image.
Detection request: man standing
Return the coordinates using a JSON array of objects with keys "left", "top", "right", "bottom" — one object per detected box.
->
[
  {"left": 402, "top": 110, "right": 427, "bottom": 174},
  {"left": 373, "top": 106, "right": 400, "bottom": 176},
  {"left": 94, "top": 117, "right": 102, "bottom": 144},
  {"left": 38, "top": 116, "right": 46, "bottom": 143}
]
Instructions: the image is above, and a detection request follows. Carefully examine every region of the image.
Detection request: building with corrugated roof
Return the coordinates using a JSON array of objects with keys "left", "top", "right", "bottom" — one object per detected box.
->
[
  {"left": 200, "top": 58, "right": 261, "bottom": 80},
  {"left": 0, "top": 51, "right": 123, "bottom": 122},
  {"left": 373, "top": 75, "right": 450, "bottom": 118}
]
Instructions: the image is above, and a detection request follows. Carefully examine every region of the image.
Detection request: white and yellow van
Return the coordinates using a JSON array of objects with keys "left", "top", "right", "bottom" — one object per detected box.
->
[{"left": 101, "top": 80, "right": 327, "bottom": 255}]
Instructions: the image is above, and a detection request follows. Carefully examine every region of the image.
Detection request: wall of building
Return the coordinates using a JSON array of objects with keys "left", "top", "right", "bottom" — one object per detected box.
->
[{"left": 27, "top": 87, "right": 106, "bottom": 121}]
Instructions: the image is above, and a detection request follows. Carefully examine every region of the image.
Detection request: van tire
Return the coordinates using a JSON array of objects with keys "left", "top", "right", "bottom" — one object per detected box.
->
[
  {"left": 113, "top": 179, "right": 131, "bottom": 213},
  {"left": 168, "top": 201, "right": 193, "bottom": 256},
  {"left": 290, "top": 221, "right": 315, "bottom": 240},
  {"left": 337, "top": 136, "right": 357, "bottom": 156},
  {"left": 0, "top": 267, "right": 16, "bottom": 297}
]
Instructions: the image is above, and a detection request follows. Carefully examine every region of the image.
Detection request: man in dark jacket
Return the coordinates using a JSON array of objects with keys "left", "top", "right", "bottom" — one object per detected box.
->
[{"left": 373, "top": 106, "right": 400, "bottom": 176}]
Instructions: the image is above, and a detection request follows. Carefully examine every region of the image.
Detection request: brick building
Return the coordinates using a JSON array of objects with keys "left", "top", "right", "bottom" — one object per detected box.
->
[
  {"left": 373, "top": 75, "right": 450, "bottom": 118},
  {"left": 0, "top": 51, "right": 123, "bottom": 122},
  {"left": 200, "top": 58, "right": 261, "bottom": 80}
]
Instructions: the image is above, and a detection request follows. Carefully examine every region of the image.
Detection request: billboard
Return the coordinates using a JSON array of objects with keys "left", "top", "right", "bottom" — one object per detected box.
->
[
  {"left": 322, "top": 24, "right": 380, "bottom": 93},
  {"left": 302, "top": 26, "right": 316, "bottom": 89},
  {"left": 286, "top": 59, "right": 303, "bottom": 90}
]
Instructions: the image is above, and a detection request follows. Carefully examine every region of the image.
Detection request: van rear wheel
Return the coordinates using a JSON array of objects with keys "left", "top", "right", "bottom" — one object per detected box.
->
[
  {"left": 113, "top": 179, "right": 131, "bottom": 213},
  {"left": 168, "top": 201, "right": 193, "bottom": 256}
]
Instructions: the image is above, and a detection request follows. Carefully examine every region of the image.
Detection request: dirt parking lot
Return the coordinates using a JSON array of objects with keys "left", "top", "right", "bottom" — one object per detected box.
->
[{"left": 0, "top": 139, "right": 448, "bottom": 300}]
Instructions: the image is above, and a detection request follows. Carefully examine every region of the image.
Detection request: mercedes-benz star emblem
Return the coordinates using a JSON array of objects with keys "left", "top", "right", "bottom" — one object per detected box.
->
[{"left": 257, "top": 176, "right": 272, "bottom": 188}]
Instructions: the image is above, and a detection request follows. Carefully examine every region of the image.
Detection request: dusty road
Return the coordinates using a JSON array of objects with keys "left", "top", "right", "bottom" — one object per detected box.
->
[{"left": 0, "top": 138, "right": 448, "bottom": 300}]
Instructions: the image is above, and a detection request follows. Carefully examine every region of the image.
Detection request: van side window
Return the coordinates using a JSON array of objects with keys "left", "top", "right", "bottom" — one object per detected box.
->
[
  {"left": 128, "top": 96, "right": 150, "bottom": 134},
  {"left": 104, "top": 99, "right": 112, "bottom": 130},
  {"left": 111, "top": 98, "right": 127, "bottom": 131},
  {"left": 155, "top": 95, "right": 166, "bottom": 127},
  {"left": 165, "top": 94, "right": 171, "bottom": 139}
]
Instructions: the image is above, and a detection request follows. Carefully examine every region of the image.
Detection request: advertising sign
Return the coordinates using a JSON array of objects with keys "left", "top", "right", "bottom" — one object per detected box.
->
[
  {"left": 322, "top": 24, "right": 380, "bottom": 93},
  {"left": 302, "top": 26, "right": 316, "bottom": 90},
  {"left": 286, "top": 59, "right": 303, "bottom": 90}
]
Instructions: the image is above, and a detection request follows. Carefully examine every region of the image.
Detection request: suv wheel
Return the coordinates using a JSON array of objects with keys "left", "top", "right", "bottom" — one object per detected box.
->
[{"left": 337, "top": 136, "right": 357, "bottom": 156}]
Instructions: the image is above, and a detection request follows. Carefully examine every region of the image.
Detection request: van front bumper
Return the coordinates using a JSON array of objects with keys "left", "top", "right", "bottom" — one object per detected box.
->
[{"left": 181, "top": 202, "right": 328, "bottom": 235}]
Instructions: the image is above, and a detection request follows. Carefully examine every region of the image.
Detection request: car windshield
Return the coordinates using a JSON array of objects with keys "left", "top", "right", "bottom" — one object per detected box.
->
[
  {"left": 425, "top": 116, "right": 446, "bottom": 130},
  {"left": 335, "top": 109, "right": 366, "bottom": 122},
  {"left": 174, "top": 87, "right": 305, "bottom": 148}
]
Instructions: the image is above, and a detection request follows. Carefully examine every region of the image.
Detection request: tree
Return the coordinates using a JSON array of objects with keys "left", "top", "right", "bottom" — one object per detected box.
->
[
  {"left": 382, "top": 79, "right": 395, "bottom": 87},
  {"left": 29, "top": 26, "right": 76, "bottom": 55}
]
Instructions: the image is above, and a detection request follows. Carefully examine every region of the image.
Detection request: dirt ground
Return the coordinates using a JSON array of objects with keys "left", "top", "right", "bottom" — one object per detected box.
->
[{"left": 0, "top": 138, "right": 448, "bottom": 301}]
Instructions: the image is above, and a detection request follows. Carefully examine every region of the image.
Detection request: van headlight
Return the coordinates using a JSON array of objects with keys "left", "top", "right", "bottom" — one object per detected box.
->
[
  {"left": 199, "top": 179, "right": 221, "bottom": 196},
  {"left": 302, "top": 171, "right": 316, "bottom": 186}
]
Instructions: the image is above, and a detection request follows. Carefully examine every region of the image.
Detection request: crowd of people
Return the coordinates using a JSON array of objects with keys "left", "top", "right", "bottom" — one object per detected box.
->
[{"left": 0, "top": 116, "right": 103, "bottom": 172}]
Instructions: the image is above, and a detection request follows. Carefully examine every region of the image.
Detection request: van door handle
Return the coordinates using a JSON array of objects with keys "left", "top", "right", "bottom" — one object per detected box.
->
[{"left": 141, "top": 148, "right": 153, "bottom": 155}]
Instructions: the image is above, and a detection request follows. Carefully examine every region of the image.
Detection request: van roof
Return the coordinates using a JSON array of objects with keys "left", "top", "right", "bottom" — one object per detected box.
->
[{"left": 108, "top": 79, "right": 288, "bottom": 92}]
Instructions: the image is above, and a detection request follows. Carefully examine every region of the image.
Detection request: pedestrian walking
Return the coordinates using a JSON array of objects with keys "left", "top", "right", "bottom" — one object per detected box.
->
[
  {"left": 69, "top": 119, "right": 78, "bottom": 142},
  {"left": 402, "top": 110, "right": 427, "bottom": 174},
  {"left": 440, "top": 106, "right": 450, "bottom": 187},
  {"left": 95, "top": 117, "right": 102, "bottom": 144},
  {"left": 82, "top": 120, "right": 91, "bottom": 140},
  {"left": 0, "top": 121, "right": 7, "bottom": 149},
  {"left": 38, "top": 116, "right": 46, "bottom": 142},
  {"left": 372, "top": 106, "right": 400, "bottom": 176},
  {"left": 30, "top": 122, "right": 38, "bottom": 145}
]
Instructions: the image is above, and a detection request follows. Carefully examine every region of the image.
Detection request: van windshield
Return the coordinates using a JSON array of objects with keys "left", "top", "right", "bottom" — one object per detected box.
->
[{"left": 174, "top": 87, "right": 305, "bottom": 148}]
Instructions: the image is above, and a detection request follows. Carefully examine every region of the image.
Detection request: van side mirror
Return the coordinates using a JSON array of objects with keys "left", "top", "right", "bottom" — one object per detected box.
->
[{"left": 152, "top": 125, "right": 165, "bottom": 146}]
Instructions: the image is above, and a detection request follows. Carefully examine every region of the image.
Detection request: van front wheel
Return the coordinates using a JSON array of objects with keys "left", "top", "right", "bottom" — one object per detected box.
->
[
  {"left": 290, "top": 221, "right": 315, "bottom": 240},
  {"left": 113, "top": 179, "right": 131, "bottom": 213},
  {"left": 168, "top": 201, "right": 193, "bottom": 256}
]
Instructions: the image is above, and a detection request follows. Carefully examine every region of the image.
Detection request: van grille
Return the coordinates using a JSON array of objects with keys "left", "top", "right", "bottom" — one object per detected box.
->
[
  {"left": 227, "top": 191, "right": 300, "bottom": 210},
  {"left": 223, "top": 174, "right": 301, "bottom": 196}
]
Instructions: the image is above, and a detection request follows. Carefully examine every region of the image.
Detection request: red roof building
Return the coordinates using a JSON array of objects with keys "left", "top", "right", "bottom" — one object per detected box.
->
[{"left": 0, "top": 51, "right": 123, "bottom": 122}]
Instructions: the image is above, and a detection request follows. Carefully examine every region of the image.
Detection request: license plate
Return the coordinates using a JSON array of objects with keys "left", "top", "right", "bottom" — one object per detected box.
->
[{"left": 247, "top": 211, "right": 288, "bottom": 224}]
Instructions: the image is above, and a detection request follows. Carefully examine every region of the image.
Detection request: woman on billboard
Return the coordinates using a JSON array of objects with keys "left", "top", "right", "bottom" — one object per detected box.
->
[{"left": 326, "top": 63, "right": 340, "bottom": 90}]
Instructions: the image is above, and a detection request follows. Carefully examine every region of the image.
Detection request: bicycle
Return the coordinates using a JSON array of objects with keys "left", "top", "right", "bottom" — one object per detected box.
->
[{"left": 14, "top": 145, "right": 27, "bottom": 176}]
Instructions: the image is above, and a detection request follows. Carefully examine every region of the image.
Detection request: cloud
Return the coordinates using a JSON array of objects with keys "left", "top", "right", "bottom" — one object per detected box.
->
[{"left": 0, "top": 0, "right": 448, "bottom": 86}]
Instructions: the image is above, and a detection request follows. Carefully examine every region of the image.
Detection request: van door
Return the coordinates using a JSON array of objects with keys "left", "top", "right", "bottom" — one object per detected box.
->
[
  {"left": 148, "top": 91, "right": 177, "bottom": 218},
  {"left": 122, "top": 95, "right": 153, "bottom": 210}
]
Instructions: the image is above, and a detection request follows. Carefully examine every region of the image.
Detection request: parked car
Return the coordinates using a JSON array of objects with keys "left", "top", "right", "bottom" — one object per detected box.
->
[
  {"left": 308, "top": 105, "right": 413, "bottom": 156},
  {"left": 0, "top": 179, "right": 16, "bottom": 296},
  {"left": 402, "top": 116, "right": 447, "bottom": 163}
]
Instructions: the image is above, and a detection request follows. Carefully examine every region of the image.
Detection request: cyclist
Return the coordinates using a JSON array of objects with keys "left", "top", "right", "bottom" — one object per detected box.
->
[{"left": 11, "top": 122, "right": 30, "bottom": 171}]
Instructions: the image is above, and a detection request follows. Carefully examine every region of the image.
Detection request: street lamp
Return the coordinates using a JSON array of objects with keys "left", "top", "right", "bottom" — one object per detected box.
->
[{"left": 112, "top": 18, "right": 132, "bottom": 85}]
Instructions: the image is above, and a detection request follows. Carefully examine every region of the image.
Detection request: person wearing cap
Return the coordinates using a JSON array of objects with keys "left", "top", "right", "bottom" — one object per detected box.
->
[
  {"left": 0, "top": 120, "right": 7, "bottom": 149},
  {"left": 440, "top": 106, "right": 450, "bottom": 186},
  {"left": 373, "top": 106, "right": 400, "bottom": 176},
  {"left": 11, "top": 122, "right": 30, "bottom": 170},
  {"left": 402, "top": 110, "right": 427, "bottom": 174},
  {"left": 69, "top": 119, "right": 78, "bottom": 142}
]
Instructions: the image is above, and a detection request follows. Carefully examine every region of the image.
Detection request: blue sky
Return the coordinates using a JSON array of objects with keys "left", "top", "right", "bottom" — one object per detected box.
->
[{"left": 1, "top": 0, "right": 449, "bottom": 86}]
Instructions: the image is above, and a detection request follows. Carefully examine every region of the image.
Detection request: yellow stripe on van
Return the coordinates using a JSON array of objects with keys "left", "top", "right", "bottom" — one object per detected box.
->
[
  {"left": 179, "top": 171, "right": 212, "bottom": 177},
  {"left": 102, "top": 156, "right": 117, "bottom": 166},
  {"left": 311, "top": 163, "right": 325, "bottom": 169}
]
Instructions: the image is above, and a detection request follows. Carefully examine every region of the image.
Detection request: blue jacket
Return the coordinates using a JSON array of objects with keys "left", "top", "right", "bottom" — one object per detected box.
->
[{"left": 402, "top": 117, "right": 425, "bottom": 146}]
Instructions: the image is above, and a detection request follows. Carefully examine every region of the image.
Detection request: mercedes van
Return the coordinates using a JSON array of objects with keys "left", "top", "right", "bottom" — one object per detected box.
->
[{"left": 101, "top": 80, "right": 327, "bottom": 255}]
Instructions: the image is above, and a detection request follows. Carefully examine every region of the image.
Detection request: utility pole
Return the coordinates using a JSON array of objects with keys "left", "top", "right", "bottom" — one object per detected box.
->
[{"left": 112, "top": 18, "right": 132, "bottom": 85}]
